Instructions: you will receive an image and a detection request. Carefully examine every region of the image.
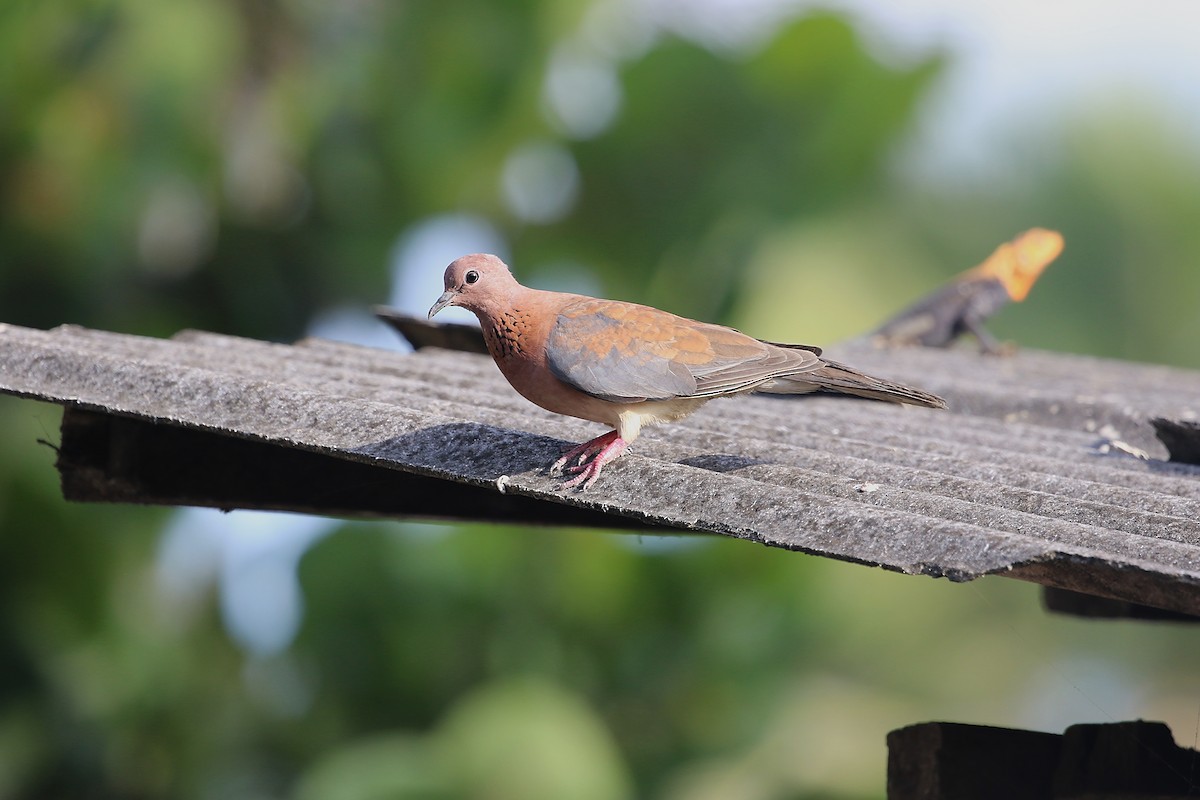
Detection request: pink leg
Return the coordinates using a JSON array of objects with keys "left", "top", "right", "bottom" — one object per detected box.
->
[{"left": 549, "top": 430, "right": 629, "bottom": 489}]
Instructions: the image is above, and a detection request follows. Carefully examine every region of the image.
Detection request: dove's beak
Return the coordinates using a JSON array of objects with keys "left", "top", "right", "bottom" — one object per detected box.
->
[{"left": 428, "top": 290, "right": 456, "bottom": 319}]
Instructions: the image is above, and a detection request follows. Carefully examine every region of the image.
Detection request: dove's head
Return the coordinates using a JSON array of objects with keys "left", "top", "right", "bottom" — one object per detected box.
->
[{"left": 428, "top": 254, "right": 520, "bottom": 319}]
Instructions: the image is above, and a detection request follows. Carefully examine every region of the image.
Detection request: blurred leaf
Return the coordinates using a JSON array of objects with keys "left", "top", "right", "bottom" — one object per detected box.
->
[
  {"left": 437, "top": 677, "right": 633, "bottom": 800},
  {"left": 295, "top": 733, "right": 451, "bottom": 800}
]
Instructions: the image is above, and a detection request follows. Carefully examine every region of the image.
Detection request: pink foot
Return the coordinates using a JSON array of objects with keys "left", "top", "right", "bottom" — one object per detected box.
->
[
  {"left": 550, "top": 430, "right": 618, "bottom": 475},
  {"left": 549, "top": 430, "right": 628, "bottom": 490}
]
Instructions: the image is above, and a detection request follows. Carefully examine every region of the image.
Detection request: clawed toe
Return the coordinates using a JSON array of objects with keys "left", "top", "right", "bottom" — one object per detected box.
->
[
  {"left": 547, "top": 431, "right": 629, "bottom": 490},
  {"left": 549, "top": 451, "right": 588, "bottom": 477},
  {"left": 561, "top": 470, "right": 596, "bottom": 490}
]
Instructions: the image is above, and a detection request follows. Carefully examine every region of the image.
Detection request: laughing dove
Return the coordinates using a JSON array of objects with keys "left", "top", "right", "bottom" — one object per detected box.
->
[{"left": 429, "top": 254, "right": 946, "bottom": 489}]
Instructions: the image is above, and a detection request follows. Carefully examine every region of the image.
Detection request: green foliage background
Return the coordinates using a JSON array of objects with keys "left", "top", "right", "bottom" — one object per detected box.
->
[{"left": 2, "top": 2, "right": 1199, "bottom": 798}]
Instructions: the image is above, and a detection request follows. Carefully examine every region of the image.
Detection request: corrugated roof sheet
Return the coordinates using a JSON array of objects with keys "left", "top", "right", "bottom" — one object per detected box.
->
[{"left": 1, "top": 321, "right": 1198, "bottom": 615}]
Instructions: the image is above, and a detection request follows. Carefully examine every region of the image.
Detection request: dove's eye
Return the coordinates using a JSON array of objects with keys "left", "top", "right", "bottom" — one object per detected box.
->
[{"left": 464, "top": 270, "right": 480, "bottom": 285}]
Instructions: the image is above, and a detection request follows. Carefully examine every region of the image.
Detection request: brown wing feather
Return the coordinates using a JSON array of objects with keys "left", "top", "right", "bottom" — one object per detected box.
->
[
  {"left": 688, "top": 327, "right": 823, "bottom": 396},
  {"left": 545, "top": 298, "right": 824, "bottom": 402}
]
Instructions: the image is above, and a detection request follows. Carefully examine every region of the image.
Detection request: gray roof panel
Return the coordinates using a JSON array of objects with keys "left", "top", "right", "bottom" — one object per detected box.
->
[{"left": 1, "top": 321, "right": 1198, "bottom": 615}]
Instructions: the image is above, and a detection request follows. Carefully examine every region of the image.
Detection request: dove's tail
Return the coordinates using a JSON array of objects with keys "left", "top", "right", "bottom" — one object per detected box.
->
[{"left": 759, "top": 359, "right": 947, "bottom": 409}]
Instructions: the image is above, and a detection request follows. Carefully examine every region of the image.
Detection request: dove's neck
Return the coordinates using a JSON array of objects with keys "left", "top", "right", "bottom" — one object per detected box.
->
[{"left": 470, "top": 284, "right": 550, "bottom": 365}]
